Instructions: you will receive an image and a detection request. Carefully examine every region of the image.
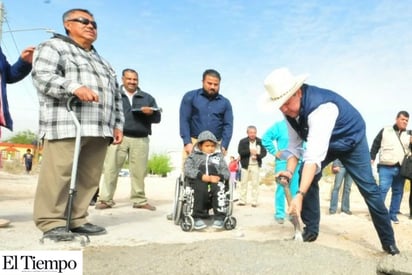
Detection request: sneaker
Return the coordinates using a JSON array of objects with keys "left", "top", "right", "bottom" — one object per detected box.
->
[
  {"left": 342, "top": 210, "right": 352, "bottom": 215},
  {"left": 194, "top": 219, "right": 207, "bottom": 230},
  {"left": 212, "top": 219, "right": 224, "bottom": 229},
  {"left": 275, "top": 218, "right": 284, "bottom": 224},
  {"left": 166, "top": 213, "right": 173, "bottom": 220},
  {"left": 392, "top": 218, "right": 400, "bottom": 224}
]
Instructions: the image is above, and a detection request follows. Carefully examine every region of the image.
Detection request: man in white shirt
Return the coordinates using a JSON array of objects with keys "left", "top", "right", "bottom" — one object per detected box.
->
[{"left": 263, "top": 68, "right": 399, "bottom": 255}]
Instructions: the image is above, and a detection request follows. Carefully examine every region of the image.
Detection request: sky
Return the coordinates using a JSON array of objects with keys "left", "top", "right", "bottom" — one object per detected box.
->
[{"left": 1, "top": 0, "right": 411, "bottom": 158}]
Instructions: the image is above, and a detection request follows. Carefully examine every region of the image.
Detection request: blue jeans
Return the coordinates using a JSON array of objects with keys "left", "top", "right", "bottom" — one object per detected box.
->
[
  {"left": 329, "top": 167, "right": 353, "bottom": 213},
  {"left": 377, "top": 165, "right": 405, "bottom": 221},
  {"left": 302, "top": 136, "right": 395, "bottom": 247},
  {"left": 274, "top": 160, "right": 300, "bottom": 219}
]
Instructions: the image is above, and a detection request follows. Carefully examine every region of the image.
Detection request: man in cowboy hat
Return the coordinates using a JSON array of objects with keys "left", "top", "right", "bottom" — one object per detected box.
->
[{"left": 264, "top": 68, "right": 399, "bottom": 255}]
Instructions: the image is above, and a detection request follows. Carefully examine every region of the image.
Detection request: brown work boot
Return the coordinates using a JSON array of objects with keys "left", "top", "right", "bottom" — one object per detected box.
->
[
  {"left": 132, "top": 203, "right": 156, "bottom": 211},
  {"left": 0, "top": 219, "right": 11, "bottom": 228},
  {"left": 95, "top": 201, "right": 114, "bottom": 210}
]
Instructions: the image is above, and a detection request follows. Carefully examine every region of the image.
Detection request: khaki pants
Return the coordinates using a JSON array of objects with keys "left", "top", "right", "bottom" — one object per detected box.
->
[
  {"left": 99, "top": 136, "right": 149, "bottom": 205},
  {"left": 239, "top": 164, "right": 260, "bottom": 205},
  {"left": 33, "top": 137, "right": 108, "bottom": 232}
]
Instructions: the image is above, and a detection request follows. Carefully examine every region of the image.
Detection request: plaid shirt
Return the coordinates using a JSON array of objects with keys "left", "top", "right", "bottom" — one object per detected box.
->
[{"left": 32, "top": 34, "right": 124, "bottom": 140}]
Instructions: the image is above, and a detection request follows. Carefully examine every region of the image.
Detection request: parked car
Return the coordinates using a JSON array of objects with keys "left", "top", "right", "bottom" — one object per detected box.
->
[{"left": 118, "top": 169, "right": 130, "bottom": 177}]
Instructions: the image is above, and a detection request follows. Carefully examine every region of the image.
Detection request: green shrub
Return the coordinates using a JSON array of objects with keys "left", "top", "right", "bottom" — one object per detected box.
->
[
  {"left": 147, "top": 153, "right": 172, "bottom": 177},
  {"left": 1, "top": 159, "right": 25, "bottom": 174}
]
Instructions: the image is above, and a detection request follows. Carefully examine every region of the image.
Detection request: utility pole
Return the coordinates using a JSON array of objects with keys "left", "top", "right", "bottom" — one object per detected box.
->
[{"left": 0, "top": 1, "right": 4, "bottom": 42}]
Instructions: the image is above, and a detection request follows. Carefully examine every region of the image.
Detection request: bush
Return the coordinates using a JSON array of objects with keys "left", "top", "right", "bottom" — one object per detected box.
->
[
  {"left": 1, "top": 159, "right": 24, "bottom": 174},
  {"left": 147, "top": 153, "right": 172, "bottom": 177}
]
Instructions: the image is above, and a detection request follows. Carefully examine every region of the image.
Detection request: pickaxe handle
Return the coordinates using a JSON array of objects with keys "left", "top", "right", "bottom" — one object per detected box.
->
[{"left": 276, "top": 175, "right": 303, "bottom": 241}]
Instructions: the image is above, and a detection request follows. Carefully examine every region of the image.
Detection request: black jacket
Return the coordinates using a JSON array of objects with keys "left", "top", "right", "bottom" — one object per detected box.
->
[
  {"left": 122, "top": 87, "right": 161, "bottom": 137},
  {"left": 238, "top": 137, "right": 267, "bottom": 169}
]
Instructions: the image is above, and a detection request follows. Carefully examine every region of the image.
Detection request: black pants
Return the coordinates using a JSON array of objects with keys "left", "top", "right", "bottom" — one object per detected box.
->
[
  {"left": 192, "top": 179, "right": 227, "bottom": 220},
  {"left": 409, "top": 186, "right": 412, "bottom": 216},
  {"left": 25, "top": 162, "right": 32, "bottom": 172}
]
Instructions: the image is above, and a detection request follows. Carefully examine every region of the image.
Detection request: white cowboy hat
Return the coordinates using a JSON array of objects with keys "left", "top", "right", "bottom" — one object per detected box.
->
[{"left": 263, "top": 68, "right": 309, "bottom": 108}]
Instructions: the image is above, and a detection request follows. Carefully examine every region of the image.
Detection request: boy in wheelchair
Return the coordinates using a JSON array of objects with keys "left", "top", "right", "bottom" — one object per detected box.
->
[{"left": 184, "top": 130, "right": 230, "bottom": 230}]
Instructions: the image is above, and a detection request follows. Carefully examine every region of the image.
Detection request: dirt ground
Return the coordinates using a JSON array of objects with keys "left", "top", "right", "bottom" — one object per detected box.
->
[{"left": 1, "top": 170, "right": 412, "bottom": 274}]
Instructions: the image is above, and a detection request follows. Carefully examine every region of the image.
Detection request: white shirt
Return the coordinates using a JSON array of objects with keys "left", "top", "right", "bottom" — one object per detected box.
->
[
  {"left": 123, "top": 87, "right": 137, "bottom": 105},
  {"left": 287, "top": 102, "right": 339, "bottom": 173}
]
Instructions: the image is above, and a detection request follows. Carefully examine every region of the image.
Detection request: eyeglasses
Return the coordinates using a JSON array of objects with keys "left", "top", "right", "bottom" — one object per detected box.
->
[{"left": 66, "top": 17, "right": 97, "bottom": 29}]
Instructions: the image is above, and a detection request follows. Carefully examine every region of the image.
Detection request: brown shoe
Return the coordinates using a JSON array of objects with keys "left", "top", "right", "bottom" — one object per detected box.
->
[
  {"left": 0, "top": 219, "right": 11, "bottom": 228},
  {"left": 95, "top": 201, "right": 112, "bottom": 210},
  {"left": 133, "top": 203, "right": 156, "bottom": 211}
]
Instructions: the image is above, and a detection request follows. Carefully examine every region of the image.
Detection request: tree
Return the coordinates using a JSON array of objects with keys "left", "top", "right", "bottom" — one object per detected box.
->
[{"left": 5, "top": 130, "right": 38, "bottom": 144}]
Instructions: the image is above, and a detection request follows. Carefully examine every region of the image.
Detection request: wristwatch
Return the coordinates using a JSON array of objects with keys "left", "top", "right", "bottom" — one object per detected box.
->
[{"left": 296, "top": 190, "right": 305, "bottom": 197}]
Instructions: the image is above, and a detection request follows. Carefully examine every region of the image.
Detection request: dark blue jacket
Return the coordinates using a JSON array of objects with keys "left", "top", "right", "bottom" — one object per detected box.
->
[
  {"left": 179, "top": 88, "right": 233, "bottom": 149},
  {"left": 121, "top": 87, "right": 161, "bottom": 137},
  {"left": 0, "top": 48, "right": 32, "bottom": 131},
  {"left": 286, "top": 84, "right": 365, "bottom": 152}
]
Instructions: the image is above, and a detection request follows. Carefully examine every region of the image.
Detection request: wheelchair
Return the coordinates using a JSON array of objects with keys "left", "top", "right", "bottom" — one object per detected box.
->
[{"left": 172, "top": 175, "right": 237, "bottom": 232}]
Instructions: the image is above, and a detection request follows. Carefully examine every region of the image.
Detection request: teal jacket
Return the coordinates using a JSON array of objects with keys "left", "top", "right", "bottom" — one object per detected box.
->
[{"left": 262, "top": 119, "right": 289, "bottom": 164}]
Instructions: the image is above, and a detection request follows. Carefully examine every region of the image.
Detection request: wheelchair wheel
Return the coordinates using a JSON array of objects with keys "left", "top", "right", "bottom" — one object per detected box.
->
[
  {"left": 173, "top": 177, "right": 184, "bottom": 225},
  {"left": 224, "top": 216, "right": 237, "bottom": 230},
  {"left": 227, "top": 180, "right": 234, "bottom": 216},
  {"left": 180, "top": 215, "right": 194, "bottom": 232}
]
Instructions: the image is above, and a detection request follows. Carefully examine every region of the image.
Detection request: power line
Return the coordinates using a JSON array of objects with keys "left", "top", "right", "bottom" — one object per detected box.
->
[
  {"left": 4, "top": 17, "right": 22, "bottom": 54},
  {"left": 3, "top": 19, "right": 55, "bottom": 54},
  {"left": 3, "top": 28, "right": 55, "bottom": 33}
]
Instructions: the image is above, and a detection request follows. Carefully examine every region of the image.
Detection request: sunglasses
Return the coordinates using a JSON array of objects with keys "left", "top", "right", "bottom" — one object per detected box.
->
[{"left": 67, "top": 17, "right": 97, "bottom": 29}]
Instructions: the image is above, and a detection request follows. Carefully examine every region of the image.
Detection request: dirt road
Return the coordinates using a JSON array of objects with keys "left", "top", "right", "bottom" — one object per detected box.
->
[{"left": 1, "top": 171, "right": 411, "bottom": 274}]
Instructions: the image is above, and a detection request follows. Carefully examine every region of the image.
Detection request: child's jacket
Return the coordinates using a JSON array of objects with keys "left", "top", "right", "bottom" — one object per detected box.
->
[{"left": 184, "top": 130, "right": 230, "bottom": 182}]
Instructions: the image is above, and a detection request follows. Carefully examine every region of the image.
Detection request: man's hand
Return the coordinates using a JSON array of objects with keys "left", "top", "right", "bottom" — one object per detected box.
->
[
  {"left": 332, "top": 166, "right": 340, "bottom": 174},
  {"left": 112, "top": 128, "right": 123, "bottom": 144},
  {"left": 202, "top": 174, "right": 220, "bottom": 183},
  {"left": 21, "top": 46, "right": 35, "bottom": 63},
  {"left": 140, "top": 106, "right": 154, "bottom": 115},
  {"left": 275, "top": 174, "right": 290, "bottom": 186},
  {"left": 275, "top": 170, "right": 293, "bottom": 184},
  {"left": 184, "top": 143, "right": 193, "bottom": 155},
  {"left": 73, "top": 86, "right": 99, "bottom": 102}
]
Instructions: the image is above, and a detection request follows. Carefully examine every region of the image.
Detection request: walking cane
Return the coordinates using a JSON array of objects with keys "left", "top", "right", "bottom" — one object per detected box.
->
[{"left": 40, "top": 96, "right": 89, "bottom": 246}]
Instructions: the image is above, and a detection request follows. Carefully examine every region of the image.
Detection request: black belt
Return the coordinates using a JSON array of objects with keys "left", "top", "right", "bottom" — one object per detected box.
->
[{"left": 379, "top": 163, "right": 400, "bottom": 167}]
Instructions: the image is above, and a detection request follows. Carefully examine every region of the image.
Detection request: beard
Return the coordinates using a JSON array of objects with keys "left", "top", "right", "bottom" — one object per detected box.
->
[{"left": 204, "top": 89, "right": 219, "bottom": 98}]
